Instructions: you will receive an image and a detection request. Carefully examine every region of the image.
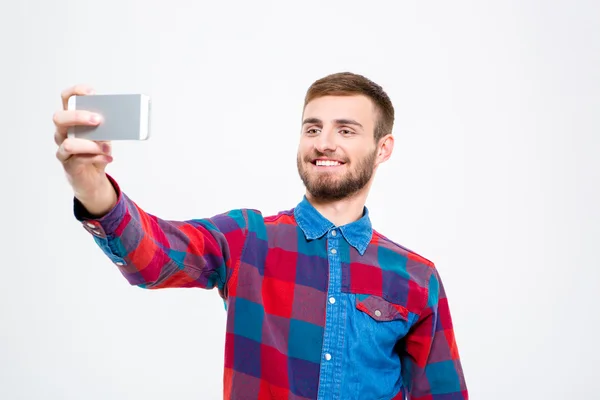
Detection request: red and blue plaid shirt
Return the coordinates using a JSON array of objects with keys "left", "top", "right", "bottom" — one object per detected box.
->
[{"left": 74, "top": 175, "right": 468, "bottom": 399}]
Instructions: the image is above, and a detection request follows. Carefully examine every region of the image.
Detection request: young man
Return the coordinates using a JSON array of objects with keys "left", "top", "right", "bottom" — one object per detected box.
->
[{"left": 53, "top": 72, "right": 468, "bottom": 399}]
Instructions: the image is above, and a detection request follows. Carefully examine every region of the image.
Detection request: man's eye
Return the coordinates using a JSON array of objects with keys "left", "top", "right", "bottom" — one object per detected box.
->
[
  {"left": 306, "top": 128, "right": 320, "bottom": 134},
  {"left": 340, "top": 129, "right": 354, "bottom": 135}
]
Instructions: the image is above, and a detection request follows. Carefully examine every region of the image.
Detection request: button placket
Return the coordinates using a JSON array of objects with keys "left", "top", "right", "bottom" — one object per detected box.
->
[
  {"left": 318, "top": 227, "right": 344, "bottom": 396},
  {"left": 327, "top": 230, "right": 338, "bottom": 307}
]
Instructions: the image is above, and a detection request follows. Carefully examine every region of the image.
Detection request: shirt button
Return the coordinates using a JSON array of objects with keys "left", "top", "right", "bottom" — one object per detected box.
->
[
  {"left": 329, "top": 297, "right": 336, "bottom": 304},
  {"left": 324, "top": 353, "right": 332, "bottom": 361},
  {"left": 330, "top": 248, "right": 337, "bottom": 254},
  {"left": 331, "top": 230, "right": 337, "bottom": 236},
  {"left": 374, "top": 310, "right": 382, "bottom": 317}
]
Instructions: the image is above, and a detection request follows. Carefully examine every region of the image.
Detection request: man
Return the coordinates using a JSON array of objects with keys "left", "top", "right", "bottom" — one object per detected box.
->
[{"left": 53, "top": 72, "right": 468, "bottom": 399}]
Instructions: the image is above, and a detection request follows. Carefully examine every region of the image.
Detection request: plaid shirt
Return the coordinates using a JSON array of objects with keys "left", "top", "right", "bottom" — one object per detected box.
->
[{"left": 74, "top": 175, "right": 468, "bottom": 399}]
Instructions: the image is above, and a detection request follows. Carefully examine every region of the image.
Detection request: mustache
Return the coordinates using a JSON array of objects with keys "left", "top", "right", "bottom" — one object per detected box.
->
[{"left": 303, "top": 150, "right": 348, "bottom": 163}]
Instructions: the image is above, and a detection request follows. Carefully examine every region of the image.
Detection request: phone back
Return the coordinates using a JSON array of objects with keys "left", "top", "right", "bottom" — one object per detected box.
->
[{"left": 68, "top": 94, "right": 151, "bottom": 141}]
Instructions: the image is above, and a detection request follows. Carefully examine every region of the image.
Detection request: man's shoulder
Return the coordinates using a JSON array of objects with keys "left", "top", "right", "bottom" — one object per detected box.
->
[
  {"left": 206, "top": 206, "right": 298, "bottom": 230},
  {"left": 371, "top": 229, "right": 436, "bottom": 270},
  {"left": 239, "top": 205, "right": 298, "bottom": 222},
  {"left": 369, "top": 230, "right": 438, "bottom": 293}
]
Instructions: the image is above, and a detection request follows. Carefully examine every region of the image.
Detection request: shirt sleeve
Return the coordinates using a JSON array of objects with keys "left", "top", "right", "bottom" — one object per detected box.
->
[
  {"left": 73, "top": 174, "right": 250, "bottom": 298},
  {"left": 401, "top": 266, "right": 469, "bottom": 399}
]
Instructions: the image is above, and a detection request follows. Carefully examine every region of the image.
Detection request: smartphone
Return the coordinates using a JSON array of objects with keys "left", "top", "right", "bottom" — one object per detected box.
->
[{"left": 67, "top": 93, "right": 151, "bottom": 141}]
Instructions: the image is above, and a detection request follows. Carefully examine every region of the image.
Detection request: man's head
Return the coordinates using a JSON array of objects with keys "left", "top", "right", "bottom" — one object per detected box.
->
[{"left": 297, "top": 72, "right": 395, "bottom": 202}]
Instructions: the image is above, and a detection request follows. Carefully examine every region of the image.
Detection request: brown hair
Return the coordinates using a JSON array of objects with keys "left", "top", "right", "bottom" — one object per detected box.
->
[{"left": 303, "top": 72, "right": 395, "bottom": 142}]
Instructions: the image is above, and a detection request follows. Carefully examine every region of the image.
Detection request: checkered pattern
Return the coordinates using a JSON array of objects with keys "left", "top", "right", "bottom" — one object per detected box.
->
[{"left": 74, "top": 175, "right": 468, "bottom": 399}]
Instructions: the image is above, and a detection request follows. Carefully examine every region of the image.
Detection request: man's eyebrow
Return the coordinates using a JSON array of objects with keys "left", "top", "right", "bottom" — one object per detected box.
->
[
  {"left": 334, "top": 119, "right": 363, "bottom": 128},
  {"left": 302, "top": 117, "right": 322, "bottom": 125},
  {"left": 302, "top": 118, "right": 364, "bottom": 128}
]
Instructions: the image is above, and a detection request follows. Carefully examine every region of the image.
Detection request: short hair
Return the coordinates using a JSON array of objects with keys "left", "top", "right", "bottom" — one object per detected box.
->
[{"left": 304, "top": 72, "right": 395, "bottom": 142}]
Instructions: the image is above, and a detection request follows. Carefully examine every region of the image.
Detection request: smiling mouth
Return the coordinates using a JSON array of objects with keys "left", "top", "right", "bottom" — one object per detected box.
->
[{"left": 312, "top": 159, "right": 345, "bottom": 167}]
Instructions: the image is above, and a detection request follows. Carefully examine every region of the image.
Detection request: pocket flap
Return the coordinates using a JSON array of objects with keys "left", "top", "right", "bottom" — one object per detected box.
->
[{"left": 356, "top": 294, "right": 409, "bottom": 322}]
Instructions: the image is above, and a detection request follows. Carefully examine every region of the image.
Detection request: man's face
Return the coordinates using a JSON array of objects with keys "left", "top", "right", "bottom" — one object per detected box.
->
[{"left": 297, "top": 95, "right": 382, "bottom": 201}]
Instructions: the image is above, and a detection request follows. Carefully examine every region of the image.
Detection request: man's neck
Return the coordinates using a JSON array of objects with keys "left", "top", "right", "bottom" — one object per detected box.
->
[{"left": 305, "top": 190, "right": 369, "bottom": 227}]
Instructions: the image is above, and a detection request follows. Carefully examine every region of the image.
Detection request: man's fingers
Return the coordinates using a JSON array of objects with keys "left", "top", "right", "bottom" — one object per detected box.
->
[
  {"left": 53, "top": 109, "right": 101, "bottom": 128},
  {"left": 52, "top": 109, "right": 102, "bottom": 143},
  {"left": 66, "top": 153, "right": 114, "bottom": 166},
  {"left": 54, "top": 85, "right": 113, "bottom": 172},
  {"left": 54, "top": 130, "right": 63, "bottom": 146},
  {"left": 54, "top": 84, "right": 99, "bottom": 145},
  {"left": 61, "top": 84, "right": 96, "bottom": 110},
  {"left": 96, "top": 141, "right": 112, "bottom": 155},
  {"left": 56, "top": 137, "right": 111, "bottom": 162}
]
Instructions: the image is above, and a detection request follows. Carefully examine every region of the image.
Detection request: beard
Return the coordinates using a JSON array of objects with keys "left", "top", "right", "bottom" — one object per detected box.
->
[{"left": 297, "top": 149, "right": 377, "bottom": 201}]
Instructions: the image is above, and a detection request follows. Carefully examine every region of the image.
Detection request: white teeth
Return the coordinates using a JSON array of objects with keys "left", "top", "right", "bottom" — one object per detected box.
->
[{"left": 316, "top": 160, "right": 341, "bottom": 167}]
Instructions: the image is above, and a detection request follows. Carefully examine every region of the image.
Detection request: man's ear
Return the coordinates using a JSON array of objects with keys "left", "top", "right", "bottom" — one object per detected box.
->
[{"left": 376, "top": 134, "right": 394, "bottom": 164}]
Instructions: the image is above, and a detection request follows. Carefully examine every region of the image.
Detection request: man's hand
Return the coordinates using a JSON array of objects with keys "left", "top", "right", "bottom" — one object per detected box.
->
[{"left": 54, "top": 84, "right": 117, "bottom": 217}]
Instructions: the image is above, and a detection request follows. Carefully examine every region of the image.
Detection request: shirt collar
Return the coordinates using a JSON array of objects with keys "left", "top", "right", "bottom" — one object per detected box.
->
[{"left": 293, "top": 195, "right": 373, "bottom": 255}]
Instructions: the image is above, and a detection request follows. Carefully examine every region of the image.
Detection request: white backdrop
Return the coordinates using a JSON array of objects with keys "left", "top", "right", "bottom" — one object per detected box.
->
[{"left": 1, "top": 0, "right": 599, "bottom": 399}]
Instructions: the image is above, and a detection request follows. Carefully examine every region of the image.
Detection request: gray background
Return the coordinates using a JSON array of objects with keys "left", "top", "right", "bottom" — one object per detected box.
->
[{"left": 1, "top": 0, "right": 599, "bottom": 398}]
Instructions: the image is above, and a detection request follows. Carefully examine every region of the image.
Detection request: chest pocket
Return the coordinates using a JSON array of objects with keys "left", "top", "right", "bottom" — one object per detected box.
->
[
  {"left": 351, "top": 293, "right": 414, "bottom": 345},
  {"left": 355, "top": 294, "right": 409, "bottom": 322},
  {"left": 342, "top": 293, "right": 412, "bottom": 399}
]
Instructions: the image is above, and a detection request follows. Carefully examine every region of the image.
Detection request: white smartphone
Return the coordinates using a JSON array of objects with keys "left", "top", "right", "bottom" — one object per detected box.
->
[{"left": 67, "top": 93, "right": 151, "bottom": 141}]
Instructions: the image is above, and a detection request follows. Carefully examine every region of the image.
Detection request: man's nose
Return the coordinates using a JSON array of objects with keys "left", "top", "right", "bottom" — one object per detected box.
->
[{"left": 314, "top": 128, "right": 337, "bottom": 153}]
